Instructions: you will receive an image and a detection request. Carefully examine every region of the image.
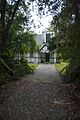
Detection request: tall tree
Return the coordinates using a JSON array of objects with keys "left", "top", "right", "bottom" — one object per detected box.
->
[
  {"left": 48, "top": 0, "right": 80, "bottom": 81},
  {"left": 0, "top": 0, "right": 26, "bottom": 58}
]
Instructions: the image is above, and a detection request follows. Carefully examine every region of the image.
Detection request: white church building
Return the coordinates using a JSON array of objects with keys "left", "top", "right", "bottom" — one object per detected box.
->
[{"left": 26, "top": 31, "right": 57, "bottom": 63}]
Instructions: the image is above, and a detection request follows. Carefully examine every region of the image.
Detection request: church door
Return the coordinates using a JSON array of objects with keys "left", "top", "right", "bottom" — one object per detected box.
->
[{"left": 46, "top": 53, "right": 50, "bottom": 62}]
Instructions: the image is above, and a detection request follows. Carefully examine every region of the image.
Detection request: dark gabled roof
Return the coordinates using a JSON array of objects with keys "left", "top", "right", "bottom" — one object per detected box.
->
[
  {"left": 39, "top": 42, "right": 58, "bottom": 53},
  {"left": 39, "top": 43, "right": 49, "bottom": 51}
]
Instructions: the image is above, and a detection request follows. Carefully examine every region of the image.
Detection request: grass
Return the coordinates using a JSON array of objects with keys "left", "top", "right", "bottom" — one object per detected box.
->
[{"left": 55, "top": 62, "right": 68, "bottom": 75}]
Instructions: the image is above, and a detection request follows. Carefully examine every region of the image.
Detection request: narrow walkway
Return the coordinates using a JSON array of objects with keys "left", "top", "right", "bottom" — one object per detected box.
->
[
  {"left": 0, "top": 64, "right": 79, "bottom": 120},
  {"left": 26, "top": 64, "right": 61, "bottom": 83}
]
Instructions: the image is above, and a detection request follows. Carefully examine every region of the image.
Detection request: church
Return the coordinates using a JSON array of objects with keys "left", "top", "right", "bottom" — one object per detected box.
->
[{"left": 26, "top": 31, "right": 57, "bottom": 63}]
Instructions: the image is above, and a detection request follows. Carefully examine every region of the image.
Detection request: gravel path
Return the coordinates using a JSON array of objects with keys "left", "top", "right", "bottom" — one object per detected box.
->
[
  {"left": 0, "top": 64, "right": 79, "bottom": 120},
  {"left": 26, "top": 64, "right": 61, "bottom": 83}
]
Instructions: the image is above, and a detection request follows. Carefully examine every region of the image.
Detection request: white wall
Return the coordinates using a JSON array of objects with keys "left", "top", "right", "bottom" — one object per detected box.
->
[
  {"left": 24, "top": 52, "right": 56, "bottom": 64},
  {"left": 26, "top": 53, "right": 39, "bottom": 63}
]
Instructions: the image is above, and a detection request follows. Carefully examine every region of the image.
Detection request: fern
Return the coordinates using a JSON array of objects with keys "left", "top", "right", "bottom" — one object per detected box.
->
[{"left": 0, "top": 58, "right": 14, "bottom": 73}]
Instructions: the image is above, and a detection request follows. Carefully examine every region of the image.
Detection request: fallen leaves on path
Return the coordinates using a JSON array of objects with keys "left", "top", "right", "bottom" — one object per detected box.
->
[{"left": 0, "top": 79, "right": 80, "bottom": 120}]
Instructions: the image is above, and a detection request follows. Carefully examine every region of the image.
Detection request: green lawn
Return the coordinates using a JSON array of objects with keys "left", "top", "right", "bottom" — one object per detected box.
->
[{"left": 55, "top": 62, "right": 68, "bottom": 75}]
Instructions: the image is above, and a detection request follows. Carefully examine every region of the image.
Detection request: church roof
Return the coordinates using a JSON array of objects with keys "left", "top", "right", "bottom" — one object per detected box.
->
[{"left": 39, "top": 43, "right": 49, "bottom": 53}]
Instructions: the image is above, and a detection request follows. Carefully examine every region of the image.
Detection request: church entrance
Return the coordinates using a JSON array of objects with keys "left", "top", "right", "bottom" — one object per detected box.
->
[{"left": 46, "top": 53, "right": 50, "bottom": 62}]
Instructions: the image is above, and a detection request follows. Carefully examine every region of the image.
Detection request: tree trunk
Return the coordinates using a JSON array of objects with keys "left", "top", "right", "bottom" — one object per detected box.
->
[{"left": 0, "top": 0, "right": 6, "bottom": 57}]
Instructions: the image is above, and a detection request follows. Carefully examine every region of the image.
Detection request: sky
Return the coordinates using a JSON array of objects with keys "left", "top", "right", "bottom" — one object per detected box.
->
[
  {"left": 29, "top": 2, "right": 53, "bottom": 34},
  {"left": 31, "top": 13, "right": 53, "bottom": 34}
]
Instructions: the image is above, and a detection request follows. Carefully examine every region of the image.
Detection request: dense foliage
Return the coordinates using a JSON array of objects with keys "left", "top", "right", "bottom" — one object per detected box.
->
[
  {"left": 48, "top": 0, "right": 80, "bottom": 82},
  {"left": 1, "top": 0, "right": 80, "bottom": 85},
  {"left": 0, "top": 0, "right": 38, "bottom": 86}
]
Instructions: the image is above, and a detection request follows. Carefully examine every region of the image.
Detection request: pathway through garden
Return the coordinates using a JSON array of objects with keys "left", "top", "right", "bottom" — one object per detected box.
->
[{"left": 0, "top": 64, "right": 79, "bottom": 120}]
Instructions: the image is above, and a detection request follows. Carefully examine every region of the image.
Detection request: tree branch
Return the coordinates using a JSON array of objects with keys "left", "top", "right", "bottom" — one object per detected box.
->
[{"left": 6, "top": 0, "right": 22, "bottom": 32}]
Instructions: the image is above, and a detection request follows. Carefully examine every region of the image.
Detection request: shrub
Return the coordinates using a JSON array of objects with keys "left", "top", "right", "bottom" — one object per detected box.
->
[
  {"left": 12, "top": 60, "right": 27, "bottom": 80},
  {"left": 0, "top": 73, "right": 11, "bottom": 87},
  {"left": 26, "top": 65, "right": 35, "bottom": 74},
  {"left": 0, "top": 58, "right": 38, "bottom": 85},
  {"left": 12, "top": 60, "right": 37, "bottom": 80}
]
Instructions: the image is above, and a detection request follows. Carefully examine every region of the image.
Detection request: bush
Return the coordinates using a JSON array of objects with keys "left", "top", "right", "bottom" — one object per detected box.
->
[
  {"left": 12, "top": 60, "right": 27, "bottom": 80},
  {"left": 55, "top": 62, "right": 68, "bottom": 75},
  {"left": 0, "top": 59, "right": 38, "bottom": 85},
  {"left": 0, "top": 75, "right": 6, "bottom": 86},
  {"left": 12, "top": 60, "right": 37, "bottom": 80},
  {"left": 26, "top": 64, "right": 35, "bottom": 74},
  {"left": 0, "top": 73, "right": 11, "bottom": 87},
  {"left": 64, "top": 48, "right": 80, "bottom": 83}
]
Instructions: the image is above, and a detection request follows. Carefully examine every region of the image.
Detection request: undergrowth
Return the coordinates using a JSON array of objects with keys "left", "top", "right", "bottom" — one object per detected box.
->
[{"left": 0, "top": 59, "right": 38, "bottom": 87}]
